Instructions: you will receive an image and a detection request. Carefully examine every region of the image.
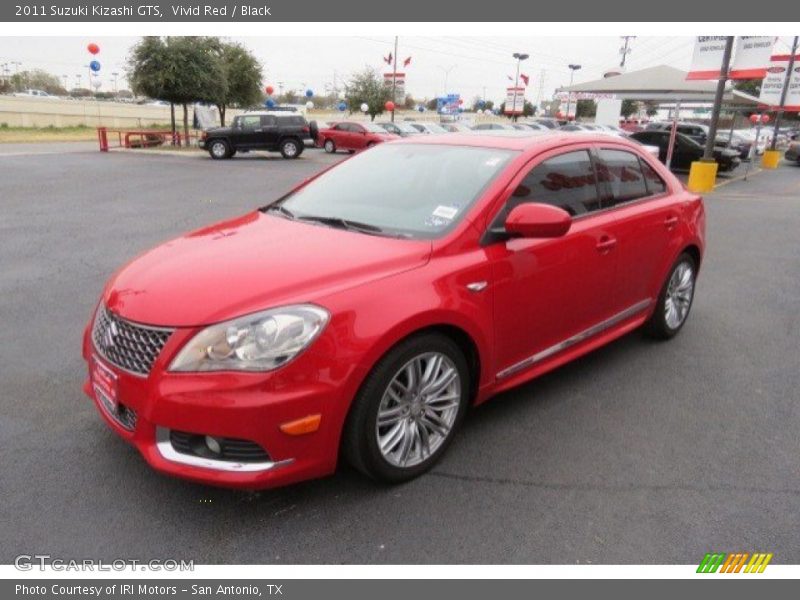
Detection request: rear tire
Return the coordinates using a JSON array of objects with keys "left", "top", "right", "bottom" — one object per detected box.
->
[
  {"left": 342, "top": 333, "right": 469, "bottom": 484},
  {"left": 646, "top": 252, "right": 697, "bottom": 339},
  {"left": 279, "top": 138, "right": 302, "bottom": 159},
  {"left": 208, "top": 140, "right": 231, "bottom": 160},
  {"left": 324, "top": 139, "right": 336, "bottom": 154}
]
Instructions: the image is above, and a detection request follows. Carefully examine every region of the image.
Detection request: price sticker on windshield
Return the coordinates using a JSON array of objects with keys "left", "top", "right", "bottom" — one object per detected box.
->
[{"left": 432, "top": 205, "right": 459, "bottom": 220}]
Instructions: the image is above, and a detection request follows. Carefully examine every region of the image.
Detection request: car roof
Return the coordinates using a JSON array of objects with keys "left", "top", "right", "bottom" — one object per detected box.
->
[{"left": 391, "top": 131, "right": 643, "bottom": 151}]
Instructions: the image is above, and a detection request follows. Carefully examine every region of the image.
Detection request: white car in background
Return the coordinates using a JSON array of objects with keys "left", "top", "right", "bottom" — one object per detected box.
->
[
  {"left": 405, "top": 121, "right": 450, "bottom": 135},
  {"left": 12, "top": 89, "right": 57, "bottom": 99}
]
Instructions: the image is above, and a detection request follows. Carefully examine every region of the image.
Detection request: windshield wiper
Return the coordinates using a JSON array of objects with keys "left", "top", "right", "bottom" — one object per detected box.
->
[
  {"left": 296, "top": 215, "right": 388, "bottom": 236},
  {"left": 265, "top": 204, "right": 295, "bottom": 219}
]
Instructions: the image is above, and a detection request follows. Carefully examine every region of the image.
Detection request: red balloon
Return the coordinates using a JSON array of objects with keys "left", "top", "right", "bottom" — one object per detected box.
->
[
  {"left": 385, "top": 101, "right": 395, "bottom": 111},
  {"left": 87, "top": 43, "right": 100, "bottom": 55},
  {"left": 761, "top": 114, "right": 770, "bottom": 124},
  {"left": 458, "top": 98, "right": 464, "bottom": 105},
  {"left": 749, "top": 114, "right": 759, "bottom": 124},
  {"left": 265, "top": 85, "right": 274, "bottom": 95}
]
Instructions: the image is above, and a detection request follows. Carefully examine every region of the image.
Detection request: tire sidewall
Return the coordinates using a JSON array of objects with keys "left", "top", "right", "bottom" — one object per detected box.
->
[
  {"left": 280, "top": 138, "right": 301, "bottom": 159},
  {"left": 209, "top": 140, "right": 229, "bottom": 159},
  {"left": 324, "top": 139, "right": 336, "bottom": 153},
  {"left": 347, "top": 334, "right": 470, "bottom": 483}
]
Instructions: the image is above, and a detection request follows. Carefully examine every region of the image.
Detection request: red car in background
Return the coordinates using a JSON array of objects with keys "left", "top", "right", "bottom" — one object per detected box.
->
[
  {"left": 318, "top": 121, "right": 398, "bottom": 153},
  {"left": 83, "top": 133, "right": 704, "bottom": 490}
]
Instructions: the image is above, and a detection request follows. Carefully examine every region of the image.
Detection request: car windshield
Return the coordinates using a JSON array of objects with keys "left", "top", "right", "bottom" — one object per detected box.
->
[
  {"left": 424, "top": 123, "right": 448, "bottom": 133},
  {"left": 396, "top": 122, "right": 420, "bottom": 133},
  {"left": 270, "top": 144, "right": 516, "bottom": 239},
  {"left": 362, "top": 123, "right": 387, "bottom": 133}
]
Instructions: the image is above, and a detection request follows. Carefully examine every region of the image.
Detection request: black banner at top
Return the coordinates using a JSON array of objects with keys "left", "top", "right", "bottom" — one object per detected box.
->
[{"left": 2, "top": 0, "right": 797, "bottom": 21}]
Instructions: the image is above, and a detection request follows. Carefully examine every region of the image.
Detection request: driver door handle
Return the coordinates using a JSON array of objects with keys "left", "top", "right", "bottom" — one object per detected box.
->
[
  {"left": 596, "top": 236, "right": 617, "bottom": 253},
  {"left": 664, "top": 215, "right": 679, "bottom": 230}
]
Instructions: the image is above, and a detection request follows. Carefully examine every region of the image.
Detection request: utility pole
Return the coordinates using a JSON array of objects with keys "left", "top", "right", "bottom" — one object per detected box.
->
[
  {"left": 769, "top": 35, "right": 799, "bottom": 151},
  {"left": 536, "top": 69, "right": 547, "bottom": 109},
  {"left": 391, "top": 36, "right": 398, "bottom": 123},
  {"left": 438, "top": 64, "right": 456, "bottom": 97},
  {"left": 702, "top": 36, "right": 734, "bottom": 161},
  {"left": 619, "top": 36, "right": 635, "bottom": 68}
]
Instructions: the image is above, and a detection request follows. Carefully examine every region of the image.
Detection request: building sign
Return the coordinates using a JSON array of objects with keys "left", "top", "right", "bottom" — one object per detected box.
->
[
  {"left": 687, "top": 36, "right": 729, "bottom": 80},
  {"left": 504, "top": 87, "right": 525, "bottom": 115},
  {"left": 437, "top": 93, "right": 460, "bottom": 114},
  {"left": 730, "top": 36, "right": 776, "bottom": 79},
  {"left": 384, "top": 72, "right": 406, "bottom": 104},
  {"left": 758, "top": 55, "right": 800, "bottom": 111}
]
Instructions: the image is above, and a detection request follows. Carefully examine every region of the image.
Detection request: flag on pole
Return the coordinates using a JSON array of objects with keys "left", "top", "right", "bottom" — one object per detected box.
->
[
  {"left": 403, "top": 56, "right": 412, "bottom": 67},
  {"left": 384, "top": 53, "right": 393, "bottom": 65},
  {"left": 520, "top": 73, "right": 530, "bottom": 86}
]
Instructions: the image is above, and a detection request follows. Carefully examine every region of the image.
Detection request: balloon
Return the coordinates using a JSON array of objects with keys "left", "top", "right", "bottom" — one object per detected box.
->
[
  {"left": 305, "top": 89, "right": 313, "bottom": 98},
  {"left": 476, "top": 100, "right": 485, "bottom": 108},
  {"left": 761, "top": 115, "right": 770, "bottom": 124},
  {"left": 360, "top": 103, "right": 369, "bottom": 113},
  {"left": 385, "top": 101, "right": 395, "bottom": 112},
  {"left": 306, "top": 101, "right": 314, "bottom": 110},
  {"left": 749, "top": 114, "right": 759, "bottom": 124},
  {"left": 87, "top": 43, "right": 100, "bottom": 55},
  {"left": 417, "top": 105, "right": 425, "bottom": 113},
  {"left": 265, "top": 98, "right": 276, "bottom": 108},
  {"left": 337, "top": 102, "right": 347, "bottom": 112},
  {"left": 458, "top": 98, "right": 464, "bottom": 105},
  {"left": 89, "top": 60, "right": 101, "bottom": 72},
  {"left": 477, "top": 109, "right": 483, "bottom": 115},
  {"left": 265, "top": 85, "right": 274, "bottom": 95}
]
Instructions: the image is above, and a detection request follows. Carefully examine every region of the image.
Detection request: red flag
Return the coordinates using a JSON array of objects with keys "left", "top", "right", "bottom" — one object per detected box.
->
[
  {"left": 385, "top": 52, "right": 393, "bottom": 65},
  {"left": 403, "top": 56, "right": 412, "bottom": 67},
  {"left": 507, "top": 75, "right": 513, "bottom": 81},
  {"left": 520, "top": 73, "right": 530, "bottom": 86}
]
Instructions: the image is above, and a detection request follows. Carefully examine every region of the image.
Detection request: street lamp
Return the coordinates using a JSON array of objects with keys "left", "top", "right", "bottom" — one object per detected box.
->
[
  {"left": 565, "top": 64, "right": 582, "bottom": 122},
  {"left": 510, "top": 53, "right": 529, "bottom": 121}
]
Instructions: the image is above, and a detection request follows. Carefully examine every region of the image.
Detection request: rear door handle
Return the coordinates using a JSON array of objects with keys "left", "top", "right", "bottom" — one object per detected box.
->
[
  {"left": 664, "top": 215, "right": 679, "bottom": 229},
  {"left": 596, "top": 236, "right": 617, "bottom": 253}
]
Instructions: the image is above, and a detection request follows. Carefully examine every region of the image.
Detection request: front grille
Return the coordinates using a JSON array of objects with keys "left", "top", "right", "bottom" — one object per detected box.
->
[
  {"left": 92, "top": 306, "right": 173, "bottom": 376},
  {"left": 94, "top": 385, "right": 138, "bottom": 431},
  {"left": 169, "top": 430, "right": 272, "bottom": 463}
]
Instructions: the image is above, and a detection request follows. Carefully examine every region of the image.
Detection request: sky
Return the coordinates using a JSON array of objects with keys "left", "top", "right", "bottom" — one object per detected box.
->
[{"left": 1, "top": 36, "right": 798, "bottom": 104}]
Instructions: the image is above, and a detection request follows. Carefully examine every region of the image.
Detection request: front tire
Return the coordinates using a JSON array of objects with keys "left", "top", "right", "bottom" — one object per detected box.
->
[
  {"left": 646, "top": 252, "right": 697, "bottom": 339},
  {"left": 324, "top": 139, "right": 336, "bottom": 154},
  {"left": 343, "top": 333, "right": 469, "bottom": 483}
]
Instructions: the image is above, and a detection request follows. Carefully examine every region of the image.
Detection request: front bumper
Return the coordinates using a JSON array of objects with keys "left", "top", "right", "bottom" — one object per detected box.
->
[{"left": 82, "top": 323, "right": 365, "bottom": 490}]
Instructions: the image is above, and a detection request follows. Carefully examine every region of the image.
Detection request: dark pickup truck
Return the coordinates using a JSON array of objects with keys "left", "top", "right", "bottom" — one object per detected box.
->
[{"left": 199, "top": 111, "right": 318, "bottom": 159}]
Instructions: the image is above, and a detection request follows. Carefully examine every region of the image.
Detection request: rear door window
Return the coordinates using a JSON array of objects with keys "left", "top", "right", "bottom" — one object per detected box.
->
[{"left": 596, "top": 149, "right": 649, "bottom": 206}]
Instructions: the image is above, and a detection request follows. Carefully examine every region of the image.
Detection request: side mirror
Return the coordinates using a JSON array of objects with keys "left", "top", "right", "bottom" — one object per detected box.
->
[{"left": 505, "top": 203, "right": 572, "bottom": 239}]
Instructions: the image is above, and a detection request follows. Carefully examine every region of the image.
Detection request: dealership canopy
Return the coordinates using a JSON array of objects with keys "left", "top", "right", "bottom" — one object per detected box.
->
[{"left": 559, "top": 65, "right": 760, "bottom": 106}]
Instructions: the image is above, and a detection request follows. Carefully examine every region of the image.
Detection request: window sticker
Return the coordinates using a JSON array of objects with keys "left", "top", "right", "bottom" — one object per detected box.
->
[{"left": 432, "top": 205, "right": 459, "bottom": 220}]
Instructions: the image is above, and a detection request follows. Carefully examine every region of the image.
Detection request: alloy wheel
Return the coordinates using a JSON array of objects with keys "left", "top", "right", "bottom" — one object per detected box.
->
[
  {"left": 664, "top": 261, "right": 694, "bottom": 329},
  {"left": 211, "top": 142, "right": 227, "bottom": 158},
  {"left": 375, "top": 352, "right": 461, "bottom": 468}
]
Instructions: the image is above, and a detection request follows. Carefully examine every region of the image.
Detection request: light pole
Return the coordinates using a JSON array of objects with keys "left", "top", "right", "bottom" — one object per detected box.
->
[
  {"left": 437, "top": 64, "right": 457, "bottom": 96},
  {"left": 510, "top": 52, "right": 529, "bottom": 121},
  {"left": 111, "top": 72, "right": 119, "bottom": 94},
  {"left": 619, "top": 36, "right": 635, "bottom": 68},
  {"left": 769, "top": 35, "right": 799, "bottom": 151},
  {"left": 62, "top": 74, "right": 68, "bottom": 92},
  {"left": 565, "top": 64, "right": 581, "bottom": 122}
]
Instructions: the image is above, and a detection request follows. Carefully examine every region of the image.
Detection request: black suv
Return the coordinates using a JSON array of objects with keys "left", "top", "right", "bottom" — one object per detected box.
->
[{"left": 199, "top": 112, "right": 317, "bottom": 159}]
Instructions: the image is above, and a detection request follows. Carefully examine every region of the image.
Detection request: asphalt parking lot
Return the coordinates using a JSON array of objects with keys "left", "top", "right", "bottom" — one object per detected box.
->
[{"left": 1, "top": 145, "right": 798, "bottom": 564}]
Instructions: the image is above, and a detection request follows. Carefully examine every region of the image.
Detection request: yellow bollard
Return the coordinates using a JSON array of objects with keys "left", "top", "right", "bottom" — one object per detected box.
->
[
  {"left": 761, "top": 150, "right": 781, "bottom": 169},
  {"left": 687, "top": 160, "right": 718, "bottom": 193}
]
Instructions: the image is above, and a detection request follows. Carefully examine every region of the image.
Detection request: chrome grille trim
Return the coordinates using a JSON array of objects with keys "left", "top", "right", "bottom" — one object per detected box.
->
[{"left": 92, "top": 306, "right": 173, "bottom": 377}]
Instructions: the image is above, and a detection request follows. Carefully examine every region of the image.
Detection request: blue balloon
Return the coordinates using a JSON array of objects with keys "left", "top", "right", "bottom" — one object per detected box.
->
[
  {"left": 417, "top": 105, "right": 425, "bottom": 113},
  {"left": 305, "top": 89, "right": 313, "bottom": 98},
  {"left": 337, "top": 102, "right": 347, "bottom": 112},
  {"left": 265, "top": 98, "right": 276, "bottom": 108},
  {"left": 89, "top": 60, "right": 101, "bottom": 72},
  {"left": 476, "top": 100, "right": 486, "bottom": 108}
]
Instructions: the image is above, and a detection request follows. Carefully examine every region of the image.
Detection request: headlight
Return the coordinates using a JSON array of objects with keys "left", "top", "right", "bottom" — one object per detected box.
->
[{"left": 169, "top": 305, "right": 329, "bottom": 372}]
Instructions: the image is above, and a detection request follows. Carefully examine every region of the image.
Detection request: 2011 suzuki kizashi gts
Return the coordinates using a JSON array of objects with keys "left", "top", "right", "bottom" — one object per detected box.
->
[{"left": 83, "top": 133, "right": 705, "bottom": 489}]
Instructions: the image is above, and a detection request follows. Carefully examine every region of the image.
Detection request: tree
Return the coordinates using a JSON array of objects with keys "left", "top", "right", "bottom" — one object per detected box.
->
[
  {"left": 621, "top": 99, "right": 639, "bottom": 118},
  {"left": 643, "top": 101, "right": 659, "bottom": 117},
  {"left": 128, "top": 36, "right": 225, "bottom": 142},
  {"left": 345, "top": 67, "right": 391, "bottom": 121},
  {"left": 734, "top": 78, "right": 761, "bottom": 97},
  {"left": 211, "top": 41, "right": 262, "bottom": 126},
  {"left": 10, "top": 69, "right": 63, "bottom": 94}
]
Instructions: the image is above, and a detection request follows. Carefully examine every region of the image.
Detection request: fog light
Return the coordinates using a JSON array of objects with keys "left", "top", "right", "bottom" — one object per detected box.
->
[{"left": 204, "top": 436, "right": 222, "bottom": 455}]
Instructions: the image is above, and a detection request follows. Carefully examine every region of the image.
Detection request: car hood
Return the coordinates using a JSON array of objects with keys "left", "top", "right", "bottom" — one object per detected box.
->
[{"left": 103, "top": 212, "right": 432, "bottom": 327}]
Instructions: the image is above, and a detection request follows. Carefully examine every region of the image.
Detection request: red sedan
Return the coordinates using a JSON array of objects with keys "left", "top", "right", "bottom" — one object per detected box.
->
[
  {"left": 83, "top": 133, "right": 705, "bottom": 489},
  {"left": 318, "top": 121, "right": 398, "bottom": 153}
]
